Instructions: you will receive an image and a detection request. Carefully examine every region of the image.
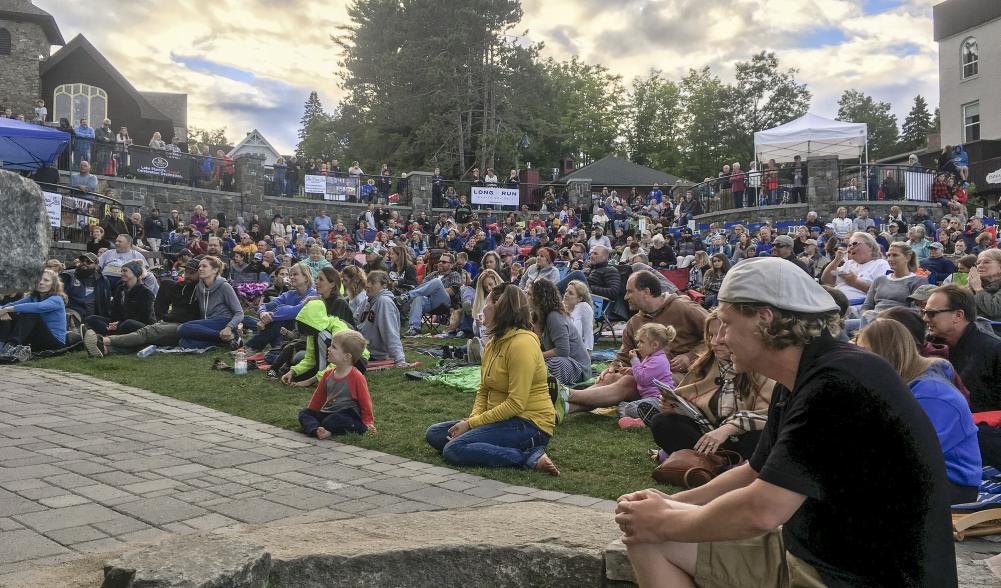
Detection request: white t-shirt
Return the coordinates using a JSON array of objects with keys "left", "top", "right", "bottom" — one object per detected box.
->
[
  {"left": 831, "top": 217, "right": 854, "bottom": 238},
  {"left": 836, "top": 258, "right": 891, "bottom": 302}
]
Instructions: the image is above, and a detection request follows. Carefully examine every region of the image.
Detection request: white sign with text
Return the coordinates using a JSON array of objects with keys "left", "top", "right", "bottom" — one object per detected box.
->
[{"left": 471, "top": 186, "right": 519, "bottom": 206}]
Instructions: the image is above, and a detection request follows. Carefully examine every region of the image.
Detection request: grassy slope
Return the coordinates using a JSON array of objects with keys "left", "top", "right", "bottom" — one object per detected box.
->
[{"left": 30, "top": 344, "right": 666, "bottom": 500}]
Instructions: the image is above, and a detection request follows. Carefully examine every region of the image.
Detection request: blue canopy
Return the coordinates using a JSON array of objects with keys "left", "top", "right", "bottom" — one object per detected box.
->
[{"left": 0, "top": 118, "right": 70, "bottom": 171}]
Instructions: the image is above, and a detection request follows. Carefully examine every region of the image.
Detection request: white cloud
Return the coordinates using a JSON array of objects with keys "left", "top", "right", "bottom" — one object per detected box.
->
[{"left": 36, "top": 0, "right": 940, "bottom": 153}]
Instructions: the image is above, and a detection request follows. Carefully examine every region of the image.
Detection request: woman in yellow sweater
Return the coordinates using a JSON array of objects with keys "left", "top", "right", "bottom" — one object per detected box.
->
[{"left": 426, "top": 283, "right": 560, "bottom": 475}]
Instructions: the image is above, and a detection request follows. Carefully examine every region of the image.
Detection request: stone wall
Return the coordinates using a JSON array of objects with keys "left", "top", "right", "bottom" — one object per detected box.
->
[{"left": 0, "top": 19, "right": 47, "bottom": 118}]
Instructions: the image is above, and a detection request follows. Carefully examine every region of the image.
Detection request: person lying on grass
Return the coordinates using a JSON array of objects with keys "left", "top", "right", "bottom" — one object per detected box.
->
[
  {"left": 299, "top": 329, "right": 376, "bottom": 439},
  {"left": 425, "top": 282, "right": 559, "bottom": 475}
]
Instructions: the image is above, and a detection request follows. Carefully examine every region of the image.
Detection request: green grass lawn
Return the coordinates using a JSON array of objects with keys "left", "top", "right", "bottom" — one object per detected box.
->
[{"left": 29, "top": 343, "right": 666, "bottom": 500}]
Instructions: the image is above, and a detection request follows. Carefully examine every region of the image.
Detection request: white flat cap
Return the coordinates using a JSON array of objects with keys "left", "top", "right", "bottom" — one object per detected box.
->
[{"left": 718, "top": 257, "right": 839, "bottom": 313}]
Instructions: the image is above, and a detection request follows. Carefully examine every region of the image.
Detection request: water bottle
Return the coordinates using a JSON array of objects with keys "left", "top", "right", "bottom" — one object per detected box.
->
[
  {"left": 234, "top": 351, "right": 247, "bottom": 375},
  {"left": 137, "top": 345, "right": 156, "bottom": 358}
]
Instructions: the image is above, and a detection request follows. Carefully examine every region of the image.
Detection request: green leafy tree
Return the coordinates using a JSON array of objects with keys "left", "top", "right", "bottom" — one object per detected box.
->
[
  {"left": 186, "top": 126, "right": 231, "bottom": 150},
  {"left": 836, "top": 89, "right": 899, "bottom": 159},
  {"left": 676, "top": 67, "right": 742, "bottom": 182},
  {"left": 626, "top": 70, "right": 682, "bottom": 172},
  {"left": 296, "top": 91, "right": 338, "bottom": 160},
  {"left": 732, "top": 51, "right": 811, "bottom": 157},
  {"left": 899, "top": 94, "right": 932, "bottom": 153}
]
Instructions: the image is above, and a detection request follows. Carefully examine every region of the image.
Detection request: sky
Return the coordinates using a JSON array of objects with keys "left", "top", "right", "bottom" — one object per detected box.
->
[{"left": 37, "top": 0, "right": 941, "bottom": 154}]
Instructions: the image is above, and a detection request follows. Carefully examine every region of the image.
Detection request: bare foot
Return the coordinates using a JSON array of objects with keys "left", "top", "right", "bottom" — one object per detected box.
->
[
  {"left": 534, "top": 453, "right": 560, "bottom": 476},
  {"left": 315, "top": 427, "right": 332, "bottom": 440}
]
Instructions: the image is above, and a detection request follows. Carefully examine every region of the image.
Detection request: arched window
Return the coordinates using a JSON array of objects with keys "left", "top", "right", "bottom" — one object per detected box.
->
[
  {"left": 0, "top": 28, "right": 11, "bottom": 56},
  {"left": 962, "top": 37, "right": 978, "bottom": 79},
  {"left": 52, "top": 84, "right": 108, "bottom": 125}
]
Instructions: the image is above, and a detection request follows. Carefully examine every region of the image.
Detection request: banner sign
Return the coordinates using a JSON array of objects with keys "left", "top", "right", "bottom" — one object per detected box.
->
[
  {"left": 471, "top": 186, "right": 519, "bottom": 206},
  {"left": 304, "top": 175, "right": 360, "bottom": 201},
  {"left": 987, "top": 169, "right": 1001, "bottom": 184},
  {"left": 42, "top": 192, "right": 61, "bottom": 228},
  {"left": 131, "top": 149, "right": 189, "bottom": 182}
]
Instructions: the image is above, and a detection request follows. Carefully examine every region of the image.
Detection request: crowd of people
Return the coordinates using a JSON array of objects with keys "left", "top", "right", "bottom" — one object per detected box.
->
[{"left": 3, "top": 175, "right": 1000, "bottom": 585}]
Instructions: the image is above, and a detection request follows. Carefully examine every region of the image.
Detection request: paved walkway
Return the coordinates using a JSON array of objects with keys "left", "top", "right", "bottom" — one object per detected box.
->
[{"left": 0, "top": 367, "right": 616, "bottom": 581}]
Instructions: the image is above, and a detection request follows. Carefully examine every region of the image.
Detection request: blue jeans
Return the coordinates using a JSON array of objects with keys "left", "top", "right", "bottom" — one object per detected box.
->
[
  {"left": 407, "top": 278, "right": 451, "bottom": 329},
  {"left": 426, "top": 418, "right": 550, "bottom": 470},
  {"left": 558, "top": 270, "right": 588, "bottom": 294},
  {"left": 177, "top": 317, "right": 231, "bottom": 349},
  {"left": 246, "top": 318, "right": 294, "bottom": 351},
  {"left": 732, "top": 189, "right": 744, "bottom": 209}
]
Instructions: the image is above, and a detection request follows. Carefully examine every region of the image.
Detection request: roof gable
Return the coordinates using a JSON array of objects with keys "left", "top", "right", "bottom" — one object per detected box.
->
[
  {"left": 229, "top": 129, "right": 280, "bottom": 157},
  {"left": 40, "top": 34, "right": 170, "bottom": 122},
  {"left": 0, "top": 0, "right": 64, "bottom": 45},
  {"left": 560, "top": 155, "right": 690, "bottom": 186}
]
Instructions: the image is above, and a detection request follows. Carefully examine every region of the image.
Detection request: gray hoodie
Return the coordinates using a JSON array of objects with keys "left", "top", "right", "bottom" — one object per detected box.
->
[
  {"left": 195, "top": 277, "right": 244, "bottom": 330},
  {"left": 358, "top": 288, "right": 405, "bottom": 363}
]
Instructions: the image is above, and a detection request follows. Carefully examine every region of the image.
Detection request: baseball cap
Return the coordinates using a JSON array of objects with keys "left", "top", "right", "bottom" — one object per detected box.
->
[
  {"left": 254, "top": 252, "right": 264, "bottom": 261},
  {"left": 183, "top": 258, "right": 201, "bottom": 271},
  {"left": 907, "top": 284, "right": 937, "bottom": 303},
  {"left": 178, "top": 249, "right": 193, "bottom": 258},
  {"left": 77, "top": 252, "right": 98, "bottom": 264},
  {"left": 774, "top": 235, "right": 795, "bottom": 248},
  {"left": 718, "top": 257, "right": 839, "bottom": 313},
  {"left": 928, "top": 242, "right": 944, "bottom": 251}
]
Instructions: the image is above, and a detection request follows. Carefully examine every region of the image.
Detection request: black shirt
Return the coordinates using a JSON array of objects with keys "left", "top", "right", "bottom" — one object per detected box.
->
[
  {"left": 749, "top": 333, "right": 955, "bottom": 587},
  {"left": 949, "top": 322, "right": 1001, "bottom": 412}
]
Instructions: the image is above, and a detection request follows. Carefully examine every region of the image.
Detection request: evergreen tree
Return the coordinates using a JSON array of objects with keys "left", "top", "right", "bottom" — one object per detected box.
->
[
  {"left": 296, "top": 91, "right": 335, "bottom": 159},
  {"left": 836, "top": 89, "right": 899, "bottom": 159},
  {"left": 899, "top": 95, "right": 932, "bottom": 152}
]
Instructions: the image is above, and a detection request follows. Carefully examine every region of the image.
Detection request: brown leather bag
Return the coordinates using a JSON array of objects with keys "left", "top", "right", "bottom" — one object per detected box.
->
[{"left": 652, "top": 449, "right": 743, "bottom": 488}]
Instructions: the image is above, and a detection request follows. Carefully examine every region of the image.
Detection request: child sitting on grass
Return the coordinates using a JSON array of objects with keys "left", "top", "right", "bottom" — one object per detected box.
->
[
  {"left": 618, "top": 322, "right": 676, "bottom": 429},
  {"left": 299, "top": 330, "right": 376, "bottom": 439}
]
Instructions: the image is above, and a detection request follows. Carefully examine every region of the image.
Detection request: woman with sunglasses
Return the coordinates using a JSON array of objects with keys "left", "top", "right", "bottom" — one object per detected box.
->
[{"left": 821, "top": 231, "right": 890, "bottom": 305}]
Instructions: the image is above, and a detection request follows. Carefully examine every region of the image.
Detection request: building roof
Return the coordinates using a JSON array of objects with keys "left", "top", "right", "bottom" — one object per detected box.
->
[
  {"left": 0, "top": 0, "right": 64, "bottom": 45},
  {"left": 933, "top": 0, "right": 1001, "bottom": 41},
  {"left": 229, "top": 129, "right": 280, "bottom": 158},
  {"left": 40, "top": 35, "right": 172, "bottom": 122},
  {"left": 559, "top": 155, "right": 691, "bottom": 187}
]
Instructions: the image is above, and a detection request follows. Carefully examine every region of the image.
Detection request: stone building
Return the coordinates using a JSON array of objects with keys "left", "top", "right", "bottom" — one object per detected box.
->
[{"left": 0, "top": 0, "right": 64, "bottom": 118}]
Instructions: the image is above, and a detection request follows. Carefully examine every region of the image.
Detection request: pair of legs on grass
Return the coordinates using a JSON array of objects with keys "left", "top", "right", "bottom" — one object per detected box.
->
[
  {"left": 299, "top": 408, "right": 367, "bottom": 439},
  {"left": 426, "top": 417, "right": 559, "bottom": 475},
  {"left": 566, "top": 370, "right": 638, "bottom": 414}
]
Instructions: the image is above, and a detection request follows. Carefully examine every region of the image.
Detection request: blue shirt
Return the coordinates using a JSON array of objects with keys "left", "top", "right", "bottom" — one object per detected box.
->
[
  {"left": 9, "top": 294, "right": 66, "bottom": 345},
  {"left": 910, "top": 362, "right": 981, "bottom": 489}
]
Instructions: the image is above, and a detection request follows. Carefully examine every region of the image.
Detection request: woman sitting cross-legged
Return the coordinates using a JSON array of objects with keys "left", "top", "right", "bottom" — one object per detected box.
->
[
  {"left": 84, "top": 260, "right": 155, "bottom": 336},
  {"left": 529, "top": 279, "right": 591, "bottom": 387},
  {"left": 857, "top": 318, "right": 981, "bottom": 504},
  {"left": 244, "top": 262, "right": 316, "bottom": 357},
  {"left": 648, "top": 310, "right": 776, "bottom": 461},
  {"left": 277, "top": 299, "right": 367, "bottom": 385},
  {"left": 426, "top": 283, "right": 559, "bottom": 475},
  {"left": 176, "top": 256, "right": 244, "bottom": 349},
  {"left": 0, "top": 269, "right": 67, "bottom": 362}
]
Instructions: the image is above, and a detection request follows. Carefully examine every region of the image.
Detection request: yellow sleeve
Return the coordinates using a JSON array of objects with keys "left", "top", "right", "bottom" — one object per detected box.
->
[{"left": 467, "top": 335, "right": 538, "bottom": 428}]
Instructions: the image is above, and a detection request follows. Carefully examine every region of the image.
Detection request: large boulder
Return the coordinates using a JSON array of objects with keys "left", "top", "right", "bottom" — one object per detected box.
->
[
  {"left": 0, "top": 171, "right": 49, "bottom": 295},
  {"left": 101, "top": 534, "right": 270, "bottom": 588}
]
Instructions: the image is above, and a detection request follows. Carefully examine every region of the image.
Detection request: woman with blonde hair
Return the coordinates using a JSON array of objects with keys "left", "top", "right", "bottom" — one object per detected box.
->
[
  {"left": 341, "top": 266, "right": 368, "bottom": 318},
  {"left": 857, "top": 318, "right": 980, "bottom": 503},
  {"left": 563, "top": 279, "right": 594, "bottom": 354},
  {"left": 467, "top": 269, "right": 503, "bottom": 361},
  {"left": 0, "top": 269, "right": 68, "bottom": 361},
  {"left": 852, "top": 241, "right": 927, "bottom": 333}
]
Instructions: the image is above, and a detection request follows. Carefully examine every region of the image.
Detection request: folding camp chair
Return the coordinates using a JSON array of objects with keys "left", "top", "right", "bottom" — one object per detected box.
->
[{"left": 593, "top": 294, "right": 617, "bottom": 343}]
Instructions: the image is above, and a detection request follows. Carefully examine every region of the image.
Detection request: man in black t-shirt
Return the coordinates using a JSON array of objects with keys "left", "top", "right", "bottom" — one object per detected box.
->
[
  {"left": 454, "top": 195, "right": 472, "bottom": 226},
  {"left": 615, "top": 257, "right": 956, "bottom": 587}
]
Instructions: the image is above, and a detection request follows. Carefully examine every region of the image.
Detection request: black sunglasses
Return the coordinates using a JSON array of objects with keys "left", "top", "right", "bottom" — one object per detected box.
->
[{"left": 920, "top": 308, "right": 954, "bottom": 318}]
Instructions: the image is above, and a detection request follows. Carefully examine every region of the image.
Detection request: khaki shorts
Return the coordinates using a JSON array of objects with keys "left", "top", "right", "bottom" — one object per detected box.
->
[{"left": 694, "top": 529, "right": 825, "bottom": 588}]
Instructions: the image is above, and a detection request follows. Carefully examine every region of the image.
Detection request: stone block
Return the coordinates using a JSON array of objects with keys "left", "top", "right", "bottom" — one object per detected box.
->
[
  {"left": 14, "top": 503, "right": 123, "bottom": 533},
  {"left": 604, "top": 538, "right": 636, "bottom": 583},
  {"left": 115, "top": 496, "right": 208, "bottom": 526},
  {"left": 209, "top": 498, "right": 304, "bottom": 525},
  {"left": 101, "top": 533, "right": 271, "bottom": 588},
  {"left": 0, "top": 488, "right": 47, "bottom": 517},
  {"left": 46, "top": 525, "right": 109, "bottom": 546},
  {"left": 0, "top": 529, "right": 70, "bottom": 565}
]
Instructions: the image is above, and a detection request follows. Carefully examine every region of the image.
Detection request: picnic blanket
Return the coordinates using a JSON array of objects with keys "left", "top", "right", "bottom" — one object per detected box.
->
[{"left": 426, "top": 363, "right": 609, "bottom": 393}]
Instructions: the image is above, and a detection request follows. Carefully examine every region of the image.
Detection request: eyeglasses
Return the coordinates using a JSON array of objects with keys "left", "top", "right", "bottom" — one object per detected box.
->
[
  {"left": 848, "top": 242, "right": 864, "bottom": 248},
  {"left": 920, "top": 308, "right": 954, "bottom": 318}
]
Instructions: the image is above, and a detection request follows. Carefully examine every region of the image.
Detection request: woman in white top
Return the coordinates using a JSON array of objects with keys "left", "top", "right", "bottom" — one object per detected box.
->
[
  {"left": 747, "top": 161, "right": 761, "bottom": 204},
  {"left": 467, "top": 269, "right": 502, "bottom": 361},
  {"left": 821, "top": 231, "right": 892, "bottom": 305},
  {"left": 148, "top": 132, "right": 167, "bottom": 150},
  {"left": 269, "top": 214, "right": 287, "bottom": 239},
  {"left": 831, "top": 206, "right": 853, "bottom": 239},
  {"left": 563, "top": 279, "right": 594, "bottom": 355},
  {"left": 592, "top": 207, "right": 610, "bottom": 231}
]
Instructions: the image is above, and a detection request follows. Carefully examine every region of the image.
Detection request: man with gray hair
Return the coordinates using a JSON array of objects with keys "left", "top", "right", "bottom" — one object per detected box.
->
[
  {"left": 615, "top": 256, "right": 954, "bottom": 587},
  {"left": 556, "top": 245, "right": 621, "bottom": 300}
]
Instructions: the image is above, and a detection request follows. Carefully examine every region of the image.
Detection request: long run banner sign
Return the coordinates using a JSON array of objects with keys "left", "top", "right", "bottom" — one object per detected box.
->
[
  {"left": 304, "top": 175, "right": 360, "bottom": 201},
  {"left": 471, "top": 186, "right": 519, "bottom": 206}
]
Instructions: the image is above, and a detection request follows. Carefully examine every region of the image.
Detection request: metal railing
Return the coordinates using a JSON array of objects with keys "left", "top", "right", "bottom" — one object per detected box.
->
[
  {"left": 836, "top": 163, "right": 937, "bottom": 203},
  {"left": 680, "top": 163, "right": 808, "bottom": 214},
  {"left": 58, "top": 134, "right": 235, "bottom": 191}
]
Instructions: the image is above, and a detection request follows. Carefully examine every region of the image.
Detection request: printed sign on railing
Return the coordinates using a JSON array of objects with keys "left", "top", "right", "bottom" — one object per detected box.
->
[
  {"left": 304, "top": 174, "right": 360, "bottom": 201},
  {"left": 131, "top": 149, "right": 189, "bottom": 182},
  {"left": 471, "top": 186, "right": 519, "bottom": 206}
]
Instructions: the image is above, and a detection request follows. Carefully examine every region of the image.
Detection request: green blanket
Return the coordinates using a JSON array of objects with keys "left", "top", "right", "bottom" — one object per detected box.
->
[{"left": 426, "top": 363, "right": 608, "bottom": 393}]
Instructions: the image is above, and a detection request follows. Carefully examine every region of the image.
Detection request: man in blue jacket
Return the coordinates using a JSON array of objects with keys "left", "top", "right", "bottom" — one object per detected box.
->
[{"left": 60, "top": 253, "right": 112, "bottom": 322}]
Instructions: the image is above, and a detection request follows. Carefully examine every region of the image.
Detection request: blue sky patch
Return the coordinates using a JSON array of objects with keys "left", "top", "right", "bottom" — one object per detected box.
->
[
  {"left": 798, "top": 26, "right": 849, "bottom": 49},
  {"left": 862, "top": 0, "right": 908, "bottom": 15},
  {"left": 170, "top": 53, "right": 258, "bottom": 84}
]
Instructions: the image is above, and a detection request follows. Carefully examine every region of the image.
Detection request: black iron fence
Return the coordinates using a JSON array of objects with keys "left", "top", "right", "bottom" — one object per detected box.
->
[
  {"left": 682, "top": 162, "right": 808, "bottom": 213},
  {"left": 33, "top": 181, "right": 121, "bottom": 244},
  {"left": 57, "top": 134, "right": 235, "bottom": 191}
]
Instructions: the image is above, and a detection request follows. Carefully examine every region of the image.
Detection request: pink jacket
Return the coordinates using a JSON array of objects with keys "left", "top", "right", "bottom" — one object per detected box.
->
[{"left": 630, "top": 349, "right": 674, "bottom": 399}]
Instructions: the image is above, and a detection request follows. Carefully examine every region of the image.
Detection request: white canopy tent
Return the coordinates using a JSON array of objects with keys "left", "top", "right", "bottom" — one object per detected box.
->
[{"left": 754, "top": 113, "right": 868, "bottom": 163}]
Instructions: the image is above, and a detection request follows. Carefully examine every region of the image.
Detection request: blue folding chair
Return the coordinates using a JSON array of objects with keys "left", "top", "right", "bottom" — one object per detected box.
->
[{"left": 593, "top": 295, "right": 617, "bottom": 343}]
